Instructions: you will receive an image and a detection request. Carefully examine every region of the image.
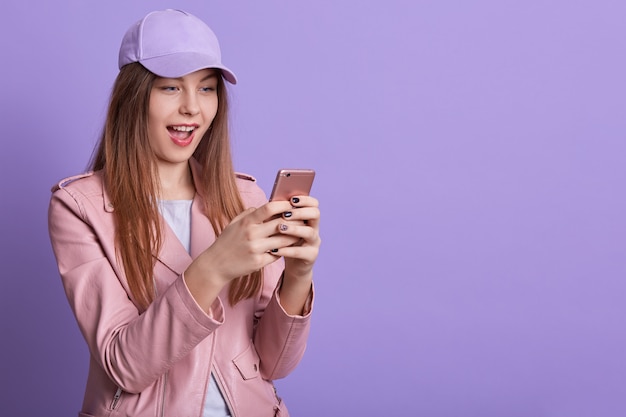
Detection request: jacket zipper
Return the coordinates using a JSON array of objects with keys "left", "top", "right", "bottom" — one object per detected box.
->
[
  {"left": 159, "top": 373, "right": 168, "bottom": 417},
  {"left": 212, "top": 368, "right": 235, "bottom": 417},
  {"left": 110, "top": 387, "right": 122, "bottom": 410},
  {"left": 208, "top": 330, "right": 235, "bottom": 416}
]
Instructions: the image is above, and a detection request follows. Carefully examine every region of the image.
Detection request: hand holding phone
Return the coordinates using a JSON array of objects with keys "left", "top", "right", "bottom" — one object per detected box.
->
[{"left": 269, "top": 169, "right": 315, "bottom": 202}]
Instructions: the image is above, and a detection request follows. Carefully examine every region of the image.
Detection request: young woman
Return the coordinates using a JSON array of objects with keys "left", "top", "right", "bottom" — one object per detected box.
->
[{"left": 48, "top": 9, "right": 320, "bottom": 417}]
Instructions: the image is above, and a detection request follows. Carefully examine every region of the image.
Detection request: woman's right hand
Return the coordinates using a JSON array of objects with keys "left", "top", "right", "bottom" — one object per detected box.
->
[{"left": 183, "top": 201, "right": 299, "bottom": 311}]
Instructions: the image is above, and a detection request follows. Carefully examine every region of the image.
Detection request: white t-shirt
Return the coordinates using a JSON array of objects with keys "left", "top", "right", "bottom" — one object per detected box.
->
[{"left": 158, "top": 199, "right": 231, "bottom": 417}]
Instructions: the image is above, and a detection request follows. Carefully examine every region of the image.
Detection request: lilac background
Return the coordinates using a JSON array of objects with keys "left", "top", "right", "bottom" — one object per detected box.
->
[{"left": 1, "top": 0, "right": 625, "bottom": 416}]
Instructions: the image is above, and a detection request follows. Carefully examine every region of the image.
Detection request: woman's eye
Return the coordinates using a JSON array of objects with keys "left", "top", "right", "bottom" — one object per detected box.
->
[
  {"left": 200, "top": 86, "right": 216, "bottom": 93},
  {"left": 155, "top": 85, "right": 178, "bottom": 92}
]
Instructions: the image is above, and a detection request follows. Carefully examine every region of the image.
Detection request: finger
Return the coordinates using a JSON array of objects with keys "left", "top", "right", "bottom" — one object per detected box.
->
[
  {"left": 253, "top": 214, "right": 303, "bottom": 241},
  {"left": 274, "top": 245, "right": 319, "bottom": 263},
  {"left": 282, "top": 206, "right": 319, "bottom": 219},
  {"left": 280, "top": 207, "right": 320, "bottom": 229},
  {"left": 289, "top": 196, "right": 319, "bottom": 208},
  {"left": 258, "top": 250, "right": 286, "bottom": 266},
  {"left": 255, "top": 201, "right": 294, "bottom": 223},
  {"left": 266, "top": 234, "right": 302, "bottom": 254},
  {"left": 276, "top": 222, "right": 320, "bottom": 245}
]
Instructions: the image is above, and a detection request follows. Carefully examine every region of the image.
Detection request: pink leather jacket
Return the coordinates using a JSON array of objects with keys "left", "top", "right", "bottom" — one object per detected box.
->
[{"left": 48, "top": 161, "right": 313, "bottom": 417}]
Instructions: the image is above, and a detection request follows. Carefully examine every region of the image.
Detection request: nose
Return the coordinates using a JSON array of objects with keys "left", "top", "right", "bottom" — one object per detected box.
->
[{"left": 179, "top": 91, "right": 200, "bottom": 116}]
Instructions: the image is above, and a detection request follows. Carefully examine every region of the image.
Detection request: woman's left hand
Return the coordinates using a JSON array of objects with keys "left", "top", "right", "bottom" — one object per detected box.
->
[
  {"left": 269, "top": 195, "right": 321, "bottom": 314},
  {"left": 273, "top": 196, "right": 321, "bottom": 277}
]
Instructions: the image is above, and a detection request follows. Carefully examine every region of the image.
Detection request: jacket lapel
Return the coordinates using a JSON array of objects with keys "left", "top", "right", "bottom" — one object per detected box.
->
[
  {"left": 153, "top": 159, "right": 216, "bottom": 274},
  {"left": 189, "top": 196, "right": 216, "bottom": 259},
  {"left": 154, "top": 217, "right": 193, "bottom": 275}
]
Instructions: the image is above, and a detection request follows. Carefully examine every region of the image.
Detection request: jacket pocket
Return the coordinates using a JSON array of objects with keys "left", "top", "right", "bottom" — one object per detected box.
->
[{"left": 232, "top": 343, "right": 260, "bottom": 380}]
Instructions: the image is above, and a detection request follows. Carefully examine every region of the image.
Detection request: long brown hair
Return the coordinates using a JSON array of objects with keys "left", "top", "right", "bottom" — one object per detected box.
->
[{"left": 90, "top": 63, "right": 262, "bottom": 310}]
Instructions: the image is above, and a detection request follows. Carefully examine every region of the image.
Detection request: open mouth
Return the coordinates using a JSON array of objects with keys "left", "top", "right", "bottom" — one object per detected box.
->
[
  {"left": 168, "top": 125, "right": 196, "bottom": 138},
  {"left": 167, "top": 125, "right": 197, "bottom": 146}
]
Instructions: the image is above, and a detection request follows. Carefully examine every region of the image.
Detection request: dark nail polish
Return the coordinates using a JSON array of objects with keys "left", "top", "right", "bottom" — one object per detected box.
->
[
  {"left": 270, "top": 249, "right": 278, "bottom": 253},
  {"left": 291, "top": 197, "right": 300, "bottom": 204},
  {"left": 283, "top": 211, "right": 292, "bottom": 218}
]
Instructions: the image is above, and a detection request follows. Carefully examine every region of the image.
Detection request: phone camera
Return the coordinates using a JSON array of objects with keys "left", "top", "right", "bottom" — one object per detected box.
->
[{"left": 286, "top": 173, "right": 291, "bottom": 177}]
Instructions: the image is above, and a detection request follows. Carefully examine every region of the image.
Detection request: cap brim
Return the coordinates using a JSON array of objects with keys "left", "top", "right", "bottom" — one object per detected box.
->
[{"left": 140, "top": 52, "right": 237, "bottom": 84}]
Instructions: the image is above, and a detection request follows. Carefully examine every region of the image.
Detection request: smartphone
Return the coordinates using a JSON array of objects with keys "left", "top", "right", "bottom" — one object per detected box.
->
[{"left": 269, "top": 169, "right": 316, "bottom": 201}]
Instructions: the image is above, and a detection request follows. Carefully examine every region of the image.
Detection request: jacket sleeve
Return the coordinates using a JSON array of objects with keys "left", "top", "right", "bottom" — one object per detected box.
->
[
  {"left": 48, "top": 185, "right": 223, "bottom": 393},
  {"left": 239, "top": 181, "right": 315, "bottom": 380},
  {"left": 254, "top": 262, "right": 314, "bottom": 380}
]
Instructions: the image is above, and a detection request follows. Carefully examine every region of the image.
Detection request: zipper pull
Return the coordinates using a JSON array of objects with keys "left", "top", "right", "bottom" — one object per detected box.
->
[{"left": 110, "top": 387, "right": 122, "bottom": 410}]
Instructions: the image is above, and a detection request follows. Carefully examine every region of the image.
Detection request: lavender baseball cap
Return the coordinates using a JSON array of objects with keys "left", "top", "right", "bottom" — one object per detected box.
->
[{"left": 118, "top": 9, "right": 237, "bottom": 84}]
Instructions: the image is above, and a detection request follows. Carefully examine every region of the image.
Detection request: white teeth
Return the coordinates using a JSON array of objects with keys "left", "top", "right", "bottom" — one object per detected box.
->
[{"left": 171, "top": 126, "right": 195, "bottom": 132}]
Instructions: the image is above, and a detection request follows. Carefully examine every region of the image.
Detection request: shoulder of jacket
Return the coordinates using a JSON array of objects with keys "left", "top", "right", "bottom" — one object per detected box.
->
[
  {"left": 235, "top": 172, "right": 268, "bottom": 207},
  {"left": 50, "top": 171, "right": 95, "bottom": 192},
  {"left": 235, "top": 172, "right": 256, "bottom": 182}
]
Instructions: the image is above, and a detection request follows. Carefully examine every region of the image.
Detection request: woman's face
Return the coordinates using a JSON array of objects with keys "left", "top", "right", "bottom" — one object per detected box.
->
[{"left": 147, "top": 68, "right": 219, "bottom": 169}]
